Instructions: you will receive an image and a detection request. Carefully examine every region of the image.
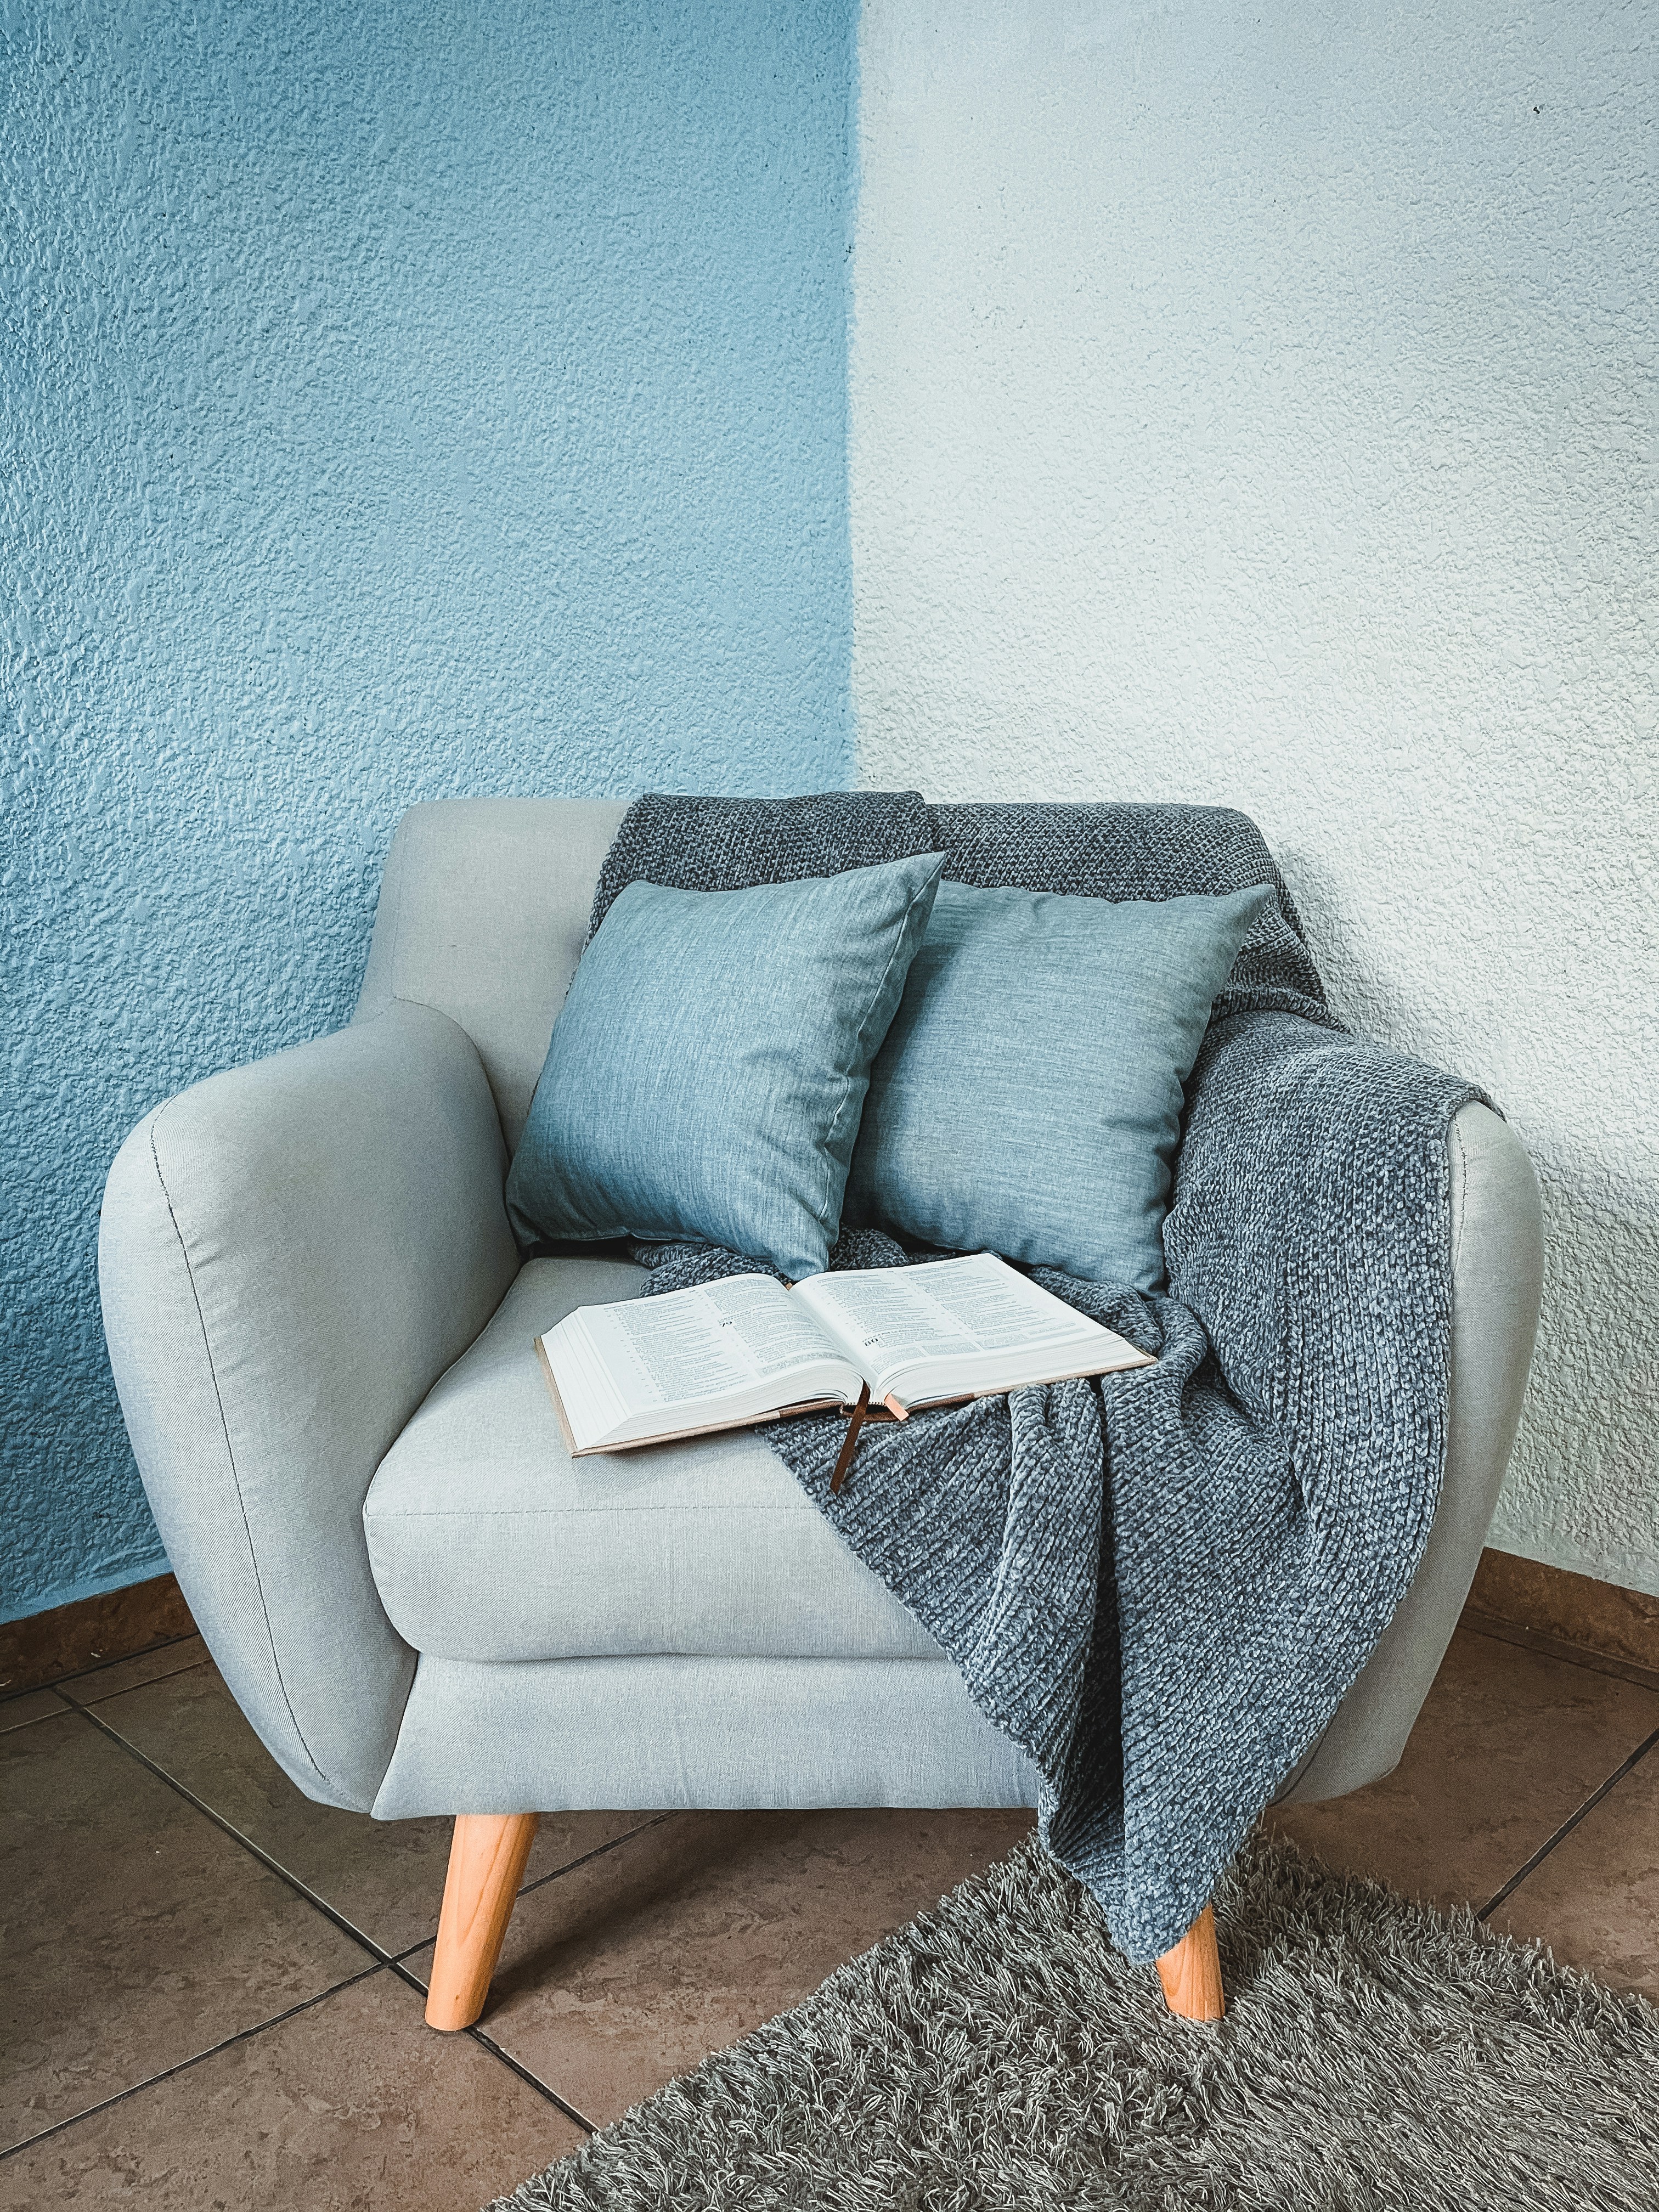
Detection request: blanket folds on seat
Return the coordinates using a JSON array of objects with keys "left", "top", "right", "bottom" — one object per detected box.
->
[{"left": 591, "top": 791, "right": 1482, "bottom": 1962}]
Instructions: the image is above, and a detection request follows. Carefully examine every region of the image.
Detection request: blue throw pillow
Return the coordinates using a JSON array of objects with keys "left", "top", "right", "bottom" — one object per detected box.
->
[
  {"left": 506, "top": 854, "right": 945, "bottom": 1279},
  {"left": 842, "top": 879, "right": 1272, "bottom": 1289}
]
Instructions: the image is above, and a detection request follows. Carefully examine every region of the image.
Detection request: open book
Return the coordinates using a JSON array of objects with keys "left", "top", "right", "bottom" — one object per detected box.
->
[{"left": 536, "top": 1251, "right": 1155, "bottom": 1457}]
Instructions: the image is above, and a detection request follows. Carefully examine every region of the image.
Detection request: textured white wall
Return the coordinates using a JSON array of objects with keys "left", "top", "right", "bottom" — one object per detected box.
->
[{"left": 851, "top": 2, "right": 1658, "bottom": 1590}]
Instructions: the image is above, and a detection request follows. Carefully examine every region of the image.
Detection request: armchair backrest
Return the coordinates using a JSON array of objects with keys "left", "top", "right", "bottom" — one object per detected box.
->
[{"left": 355, "top": 797, "right": 628, "bottom": 1149}]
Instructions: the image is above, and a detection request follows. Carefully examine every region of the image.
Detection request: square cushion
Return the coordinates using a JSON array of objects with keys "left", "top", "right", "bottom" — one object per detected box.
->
[
  {"left": 843, "top": 879, "right": 1271, "bottom": 1289},
  {"left": 505, "top": 855, "right": 944, "bottom": 1279},
  {"left": 363, "top": 1257, "right": 941, "bottom": 1666}
]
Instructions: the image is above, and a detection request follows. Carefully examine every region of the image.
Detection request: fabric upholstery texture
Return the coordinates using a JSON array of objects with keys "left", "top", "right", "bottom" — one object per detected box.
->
[
  {"left": 354, "top": 795, "right": 629, "bottom": 1149},
  {"left": 844, "top": 878, "right": 1271, "bottom": 1288},
  {"left": 587, "top": 788, "right": 936, "bottom": 941},
  {"left": 364, "top": 1256, "right": 940, "bottom": 1665},
  {"left": 371, "top": 1653, "right": 1038, "bottom": 1819},
  {"left": 933, "top": 799, "right": 1329, "bottom": 1025},
  {"left": 100, "top": 795, "right": 1540, "bottom": 1837},
  {"left": 597, "top": 794, "right": 1528, "bottom": 1963},
  {"left": 1278, "top": 1097, "right": 1543, "bottom": 1802},
  {"left": 98, "top": 1002, "right": 518, "bottom": 1808},
  {"left": 505, "top": 856, "right": 944, "bottom": 1279}
]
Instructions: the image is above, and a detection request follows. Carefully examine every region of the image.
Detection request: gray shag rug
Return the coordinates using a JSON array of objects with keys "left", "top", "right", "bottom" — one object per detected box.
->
[{"left": 487, "top": 1830, "right": 1659, "bottom": 2211}]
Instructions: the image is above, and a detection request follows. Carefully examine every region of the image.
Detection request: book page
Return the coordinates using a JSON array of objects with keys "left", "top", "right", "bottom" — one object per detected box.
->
[
  {"left": 794, "top": 1252, "right": 1146, "bottom": 1407},
  {"left": 900, "top": 1255, "right": 1092, "bottom": 1351},
  {"left": 542, "top": 1271, "right": 866, "bottom": 1452},
  {"left": 795, "top": 1252, "right": 1093, "bottom": 1368},
  {"left": 585, "top": 1273, "right": 843, "bottom": 1409},
  {"left": 794, "top": 1268, "right": 978, "bottom": 1370}
]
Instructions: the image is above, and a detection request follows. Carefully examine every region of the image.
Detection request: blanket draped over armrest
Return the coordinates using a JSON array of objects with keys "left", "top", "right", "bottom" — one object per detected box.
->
[{"left": 591, "top": 791, "right": 1483, "bottom": 1962}]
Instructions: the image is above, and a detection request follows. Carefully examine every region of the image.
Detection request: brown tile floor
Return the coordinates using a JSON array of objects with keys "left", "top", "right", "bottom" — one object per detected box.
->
[{"left": 3, "top": 1619, "right": 1657, "bottom": 2209}]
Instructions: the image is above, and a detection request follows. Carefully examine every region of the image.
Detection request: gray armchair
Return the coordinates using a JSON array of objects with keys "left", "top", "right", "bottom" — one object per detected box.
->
[{"left": 99, "top": 798, "right": 1543, "bottom": 2028}]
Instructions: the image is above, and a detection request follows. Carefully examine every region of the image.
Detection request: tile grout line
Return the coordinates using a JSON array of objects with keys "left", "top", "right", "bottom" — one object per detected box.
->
[
  {"left": 1463, "top": 1612, "right": 1659, "bottom": 1698},
  {"left": 0, "top": 1628, "right": 202, "bottom": 1709},
  {"left": 63, "top": 1686, "right": 656, "bottom": 1962},
  {"left": 378, "top": 1815, "right": 670, "bottom": 1975},
  {"left": 0, "top": 1966, "right": 386, "bottom": 2164},
  {"left": 0, "top": 1695, "right": 73, "bottom": 1735},
  {"left": 66, "top": 1702, "right": 600, "bottom": 2136},
  {"left": 465, "top": 2021, "right": 599, "bottom": 2131},
  {"left": 374, "top": 1953, "right": 600, "bottom": 2136},
  {"left": 66, "top": 1701, "right": 401, "bottom": 1956},
  {"left": 511, "top": 1812, "right": 676, "bottom": 1908},
  {"left": 72, "top": 1655, "right": 216, "bottom": 1710},
  {"left": 1476, "top": 1719, "right": 1659, "bottom": 1923},
  {"left": 380, "top": 1810, "right": 670, "bottom": 1965}
]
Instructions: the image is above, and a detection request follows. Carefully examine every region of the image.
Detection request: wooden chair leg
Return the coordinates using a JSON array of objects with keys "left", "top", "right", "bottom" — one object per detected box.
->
[
  {"left": 425, "top": 1812, "right": 540, "bottom": 2031},
  {"left": 1155, "top": 1903, "right": 1224, "bottom": 2022}
]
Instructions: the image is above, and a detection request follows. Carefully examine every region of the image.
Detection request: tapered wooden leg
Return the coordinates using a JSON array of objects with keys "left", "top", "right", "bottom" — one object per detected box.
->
[
  {"left": 1155, "top": 1903, "right": 1224, "bottom": 2022},
  {"left": 425, "top": 1812, "right": 540, "bottom": 2031}
]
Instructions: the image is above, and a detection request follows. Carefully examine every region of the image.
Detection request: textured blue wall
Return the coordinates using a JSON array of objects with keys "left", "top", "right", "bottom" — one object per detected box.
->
[{"left": 1, "top": 0, "right": 856, "bottom": 1620}]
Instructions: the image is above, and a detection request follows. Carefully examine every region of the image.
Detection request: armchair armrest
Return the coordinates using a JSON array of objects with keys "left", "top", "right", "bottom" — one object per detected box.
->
[{"left": 99, "top": 1002, "right": 518, "bottom": 1810}]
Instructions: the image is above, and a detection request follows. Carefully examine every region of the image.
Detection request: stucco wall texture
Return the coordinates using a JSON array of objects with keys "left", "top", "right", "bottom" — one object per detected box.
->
[
  {"left": 851, "top": 4, "right": 1658, "bottom": 1589},
  {"left": 2, "top": 0, "right": 855, "bottom": 1618}
]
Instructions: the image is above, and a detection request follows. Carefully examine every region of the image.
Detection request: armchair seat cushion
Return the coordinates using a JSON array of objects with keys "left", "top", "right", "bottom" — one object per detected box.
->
[{"left": 363, "top": 1256, "right": 942, "bottom": 1666}]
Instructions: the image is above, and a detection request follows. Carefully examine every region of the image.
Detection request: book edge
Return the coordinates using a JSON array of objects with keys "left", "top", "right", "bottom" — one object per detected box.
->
[
  {"left": 535, "top": 1335, "right": 583, "bottom": 1455},
  {"left": 535, "top": 1334, "right": 850, "bottom": 1458}
]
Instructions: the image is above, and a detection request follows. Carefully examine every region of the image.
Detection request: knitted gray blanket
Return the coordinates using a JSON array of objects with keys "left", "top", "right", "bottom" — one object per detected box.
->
[{"left": 591, "top": 792, "right": 1482, "bottom": 1962}]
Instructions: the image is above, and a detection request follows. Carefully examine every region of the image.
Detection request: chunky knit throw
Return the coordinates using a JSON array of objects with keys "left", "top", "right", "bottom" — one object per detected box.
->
[{"left": 593, "top": 791, "right": 1483, "bottom": 1962}]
